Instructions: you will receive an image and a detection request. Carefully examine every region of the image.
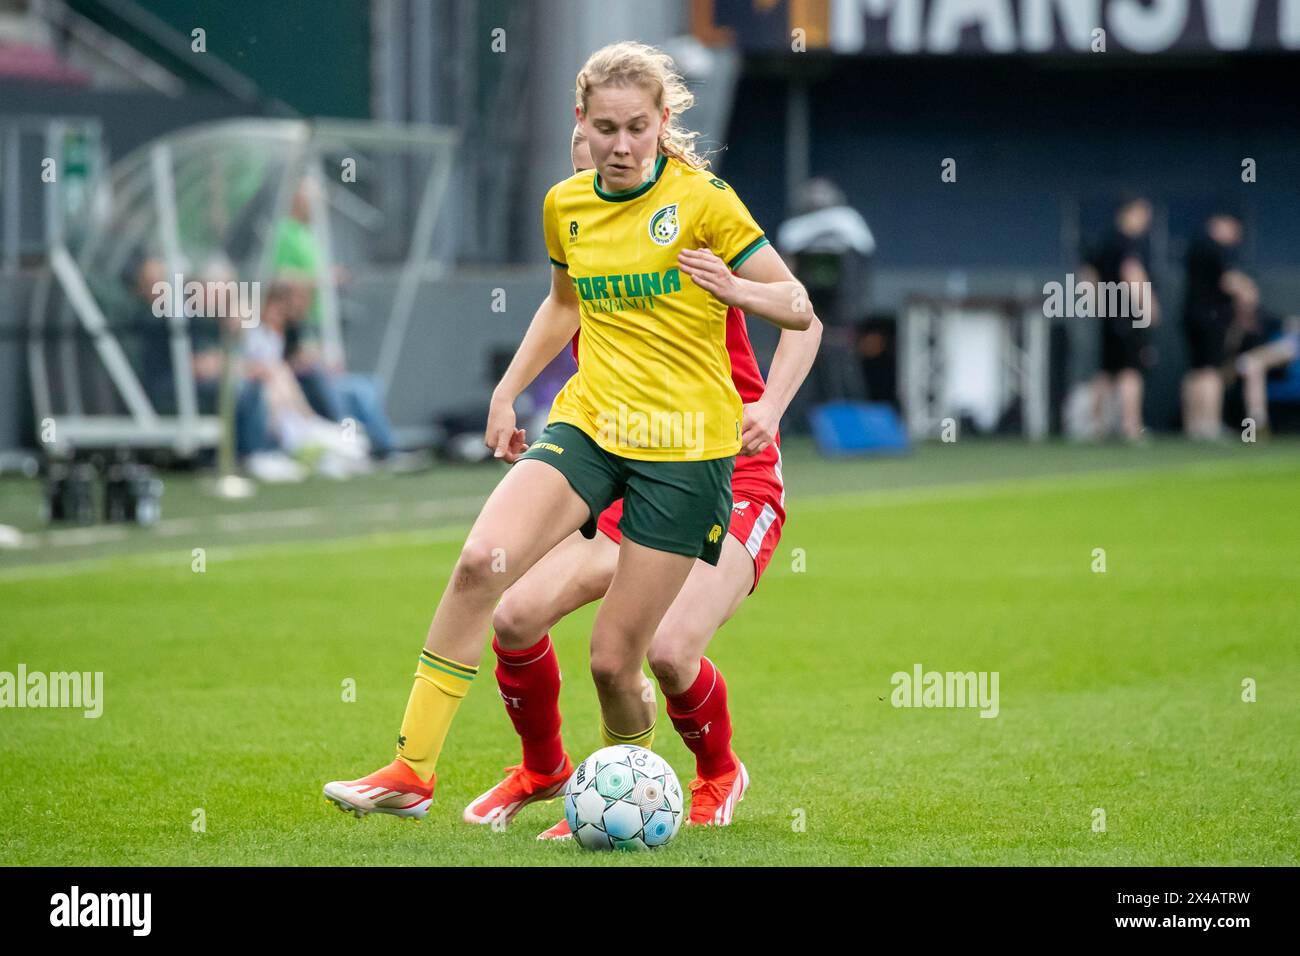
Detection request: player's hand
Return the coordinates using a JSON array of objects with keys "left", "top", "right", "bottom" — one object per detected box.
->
[
  {"left": 740, "top": 398, "right": 779, "bottom": 455},
  {"left": 485, "top": 397, "right": 528, "bottom": 462},
  {"left": 678, "top": 248, "right": 742, "bottom": 306}
]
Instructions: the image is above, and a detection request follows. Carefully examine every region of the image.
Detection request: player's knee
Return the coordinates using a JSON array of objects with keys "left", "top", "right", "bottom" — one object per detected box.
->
[
  {"left": 450, "top": 540, "right": 505, "bottom": 598},
  {"left": 647, "top": 638, "right": 698, "bottom": 690},
  {"left": 491, "top": 596, "right": 540, "bottom": 648},
  {"left": 589, "top": 652, "right": 642, "bottom": 696}
]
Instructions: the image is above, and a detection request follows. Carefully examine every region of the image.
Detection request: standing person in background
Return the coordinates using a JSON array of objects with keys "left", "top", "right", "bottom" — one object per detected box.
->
[
  {"left": 776, "top": 177, "right": 870, "bottom": 422},
  {"left": 1182, "top": 212, "right": 1253, "bottom": 440},
  {"left": 1082, "top": 196, "right": 1158, "bottom": 444}
]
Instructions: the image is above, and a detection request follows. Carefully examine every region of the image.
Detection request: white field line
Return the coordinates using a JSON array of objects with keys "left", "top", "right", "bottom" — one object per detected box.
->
[
  {"left": 0, "top": 456, "right": 1290, "bottom": 582},
  {"left": 215, "top": 507, "right": 326, "bottom": 532},
  {"left": 0, "top": 496, "right": 486, "bottom": 582},
  {"left": 795, "top": 454, "right": 1298, "bottom": 513},
  {"left": 34, "top": 525, "right": 132, "bottom": 547},
  {"left": 0, "top": 526, "right": 471, "bottom": 583}
]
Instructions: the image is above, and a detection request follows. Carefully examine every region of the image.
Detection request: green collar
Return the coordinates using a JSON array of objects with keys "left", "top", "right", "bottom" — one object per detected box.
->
[{"left": 594, "top": 154, "right": 668, "bottom": 203}]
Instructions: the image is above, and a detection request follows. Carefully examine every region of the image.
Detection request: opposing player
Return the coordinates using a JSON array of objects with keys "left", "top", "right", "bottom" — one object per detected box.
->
[
  {"left": 462, "top": 124, "right": 821, "bottom": 836},
  {"left": 323, "top": 42, "right": 817, "bottom": 821}
]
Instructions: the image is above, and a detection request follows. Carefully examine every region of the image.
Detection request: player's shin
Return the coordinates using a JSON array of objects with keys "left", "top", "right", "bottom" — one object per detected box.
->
[
  {"left": 395, "top": 648, "right": 478, "bottom": 782},
  {"left": 665, "top": 656, "right": 736, "bottom": 778},
  {"left": 597, "top": 673, "right": 656, "bottom": 750},
  {"left": 493, "top": 633, "right": 566, "bottom": 774}
]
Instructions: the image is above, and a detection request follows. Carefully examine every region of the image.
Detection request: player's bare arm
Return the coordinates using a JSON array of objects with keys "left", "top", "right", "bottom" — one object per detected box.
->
[
  {"left": 486, "top": 266, "right": 580, "bottom": 461},
  {"left": 677, "top": 243, "right": 813, "bottom": 330},
  {"left": 736, "top": 250, "right": 824, "bottom": 455}
]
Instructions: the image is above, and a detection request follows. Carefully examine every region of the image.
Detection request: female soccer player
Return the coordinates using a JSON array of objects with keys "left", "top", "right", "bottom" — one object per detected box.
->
[
  {"left": 323, "top": 41, "right": 815, "bottom": 822},
  {"left": 461, "top": 125, "right": 821, "bottom": 836}
]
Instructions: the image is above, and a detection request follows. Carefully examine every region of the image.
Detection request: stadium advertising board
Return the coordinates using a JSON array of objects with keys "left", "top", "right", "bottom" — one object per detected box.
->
[{"left": 696, "top": 0, "right": 1300, "bottom": 55}]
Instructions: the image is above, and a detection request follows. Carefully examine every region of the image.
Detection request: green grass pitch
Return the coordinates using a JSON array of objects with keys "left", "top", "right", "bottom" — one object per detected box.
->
[{"left": 1, "top": 439, "right": 1297, "bottom": 866}]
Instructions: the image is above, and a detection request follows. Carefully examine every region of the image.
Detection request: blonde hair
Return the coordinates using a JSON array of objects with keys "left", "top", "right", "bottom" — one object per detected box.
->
[{"left": 575, "top": 41, "right": 707, "bottom": 170}]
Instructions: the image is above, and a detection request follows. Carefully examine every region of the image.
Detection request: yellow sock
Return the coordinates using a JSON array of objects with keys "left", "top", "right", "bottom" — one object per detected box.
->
[
  {"left": 601, "top": 719, "right": 655, "bottom": 750},
  {"left": 395, "top": 649, "right": 477, "bottom": 782}
]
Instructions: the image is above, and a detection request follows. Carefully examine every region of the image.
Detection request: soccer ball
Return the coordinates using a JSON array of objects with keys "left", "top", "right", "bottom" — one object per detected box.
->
[{"left": 564, "top": 745, "right": 683, "bottom": 851}]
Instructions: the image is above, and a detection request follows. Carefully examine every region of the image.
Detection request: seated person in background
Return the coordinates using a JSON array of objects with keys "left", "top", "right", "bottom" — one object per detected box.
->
[
  {"left": 133, "top": 255, "right": 277, "bottom": 468},
  {"left": 1223, "top": 293, "right": 1300, "bottom": 437},
  {"left": 277, "top": 280, "right": 399, "bottom": 465},
  {"left": 243, "top": 282, "right": 372, "bottom": 479},
  {"left": 272, "top": 176, "right": 404, "bottom": 465}
]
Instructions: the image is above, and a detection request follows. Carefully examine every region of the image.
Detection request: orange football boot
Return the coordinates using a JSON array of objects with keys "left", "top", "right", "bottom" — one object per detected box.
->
[
  {"left": 463, "top": 756, "right": 574, "bottom": 828},
  {"left": 323, "top": 759, "right": 434, "bottom": 819},
  {"left": 686, "top": 757, "right": 749, "bottom": 826}
]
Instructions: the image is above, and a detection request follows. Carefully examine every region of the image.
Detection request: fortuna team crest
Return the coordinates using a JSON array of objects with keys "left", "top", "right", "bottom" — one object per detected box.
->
[{"left": 649, "top": 203, "right": 680, "bottom": 245}]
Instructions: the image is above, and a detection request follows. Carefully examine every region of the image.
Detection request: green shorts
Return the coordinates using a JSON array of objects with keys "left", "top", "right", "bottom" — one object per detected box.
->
[{"left": 518, "top": 422, "right": 735, "bottom": 566}]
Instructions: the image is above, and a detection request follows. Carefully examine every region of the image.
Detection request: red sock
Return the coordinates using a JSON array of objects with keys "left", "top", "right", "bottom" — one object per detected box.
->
[
  {"left": 665, "top": 657, "right": 736, "bottom": 778},
  {"left": 493, "top": 633, "right": 565, "bottom": 775}
]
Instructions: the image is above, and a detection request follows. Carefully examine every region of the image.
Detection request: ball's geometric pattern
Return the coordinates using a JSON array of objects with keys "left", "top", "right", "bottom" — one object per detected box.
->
[{"left": 564, "top": 745, "right": 683, "bottom": 851}]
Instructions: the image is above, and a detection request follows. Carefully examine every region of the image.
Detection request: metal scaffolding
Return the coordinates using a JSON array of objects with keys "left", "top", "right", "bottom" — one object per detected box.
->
[
  {"left": 27, "top": 117, "right": 457, "bottom": 457},
  {"left": 899, "top": 295, "right": 1050, "bottom": 441}
]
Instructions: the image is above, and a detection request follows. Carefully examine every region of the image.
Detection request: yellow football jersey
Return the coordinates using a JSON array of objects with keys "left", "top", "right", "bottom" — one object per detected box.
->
[{"left": 542, "top": 153, "right": 770, "bottom": 461}]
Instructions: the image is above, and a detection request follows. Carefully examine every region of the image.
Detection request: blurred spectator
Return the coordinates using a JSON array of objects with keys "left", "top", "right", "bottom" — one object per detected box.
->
[
  {"left": 1223, "top": 300, "right": 1299, "bottom": 437},
  {"left": 133, "top": 255, "right": 277, "bottom": 465},
  {"left": 1182, "top": 213, "right": 1253, "bottom": 440},
  {"left": 855, "top": 317, "right": 898, "bottom": 413},
  {"left": 271, "top": 175, "right": 330, "bottom": 328},
  {"left": 1081, "top": 197, "right": 1158, "bottom": 443},
  {"left": 244, "top": 283, "right": 372, "bottom": 478},
  {"left": 272, "top": 175, "right": 403, "bottom": 464},
  {"left": 777, "top": 177, "right": 873, "bottom": 421}
]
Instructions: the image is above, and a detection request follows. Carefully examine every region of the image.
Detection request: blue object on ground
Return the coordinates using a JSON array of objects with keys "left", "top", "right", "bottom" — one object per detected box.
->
[
  {"left": 1266, "top": 344, "right": 1300, "bottom": 403},
  {"left": 809, "top": 401, "right": 910, "bottom": 457}
]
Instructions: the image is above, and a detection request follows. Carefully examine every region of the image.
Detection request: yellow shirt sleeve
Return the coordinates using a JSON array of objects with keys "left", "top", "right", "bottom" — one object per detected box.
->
[
  {"left": 542, "top": 183, "right": 567, "bottom": 268},
  {"left": 697, "top": 175, "right": 769, "bottom": 272}
]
